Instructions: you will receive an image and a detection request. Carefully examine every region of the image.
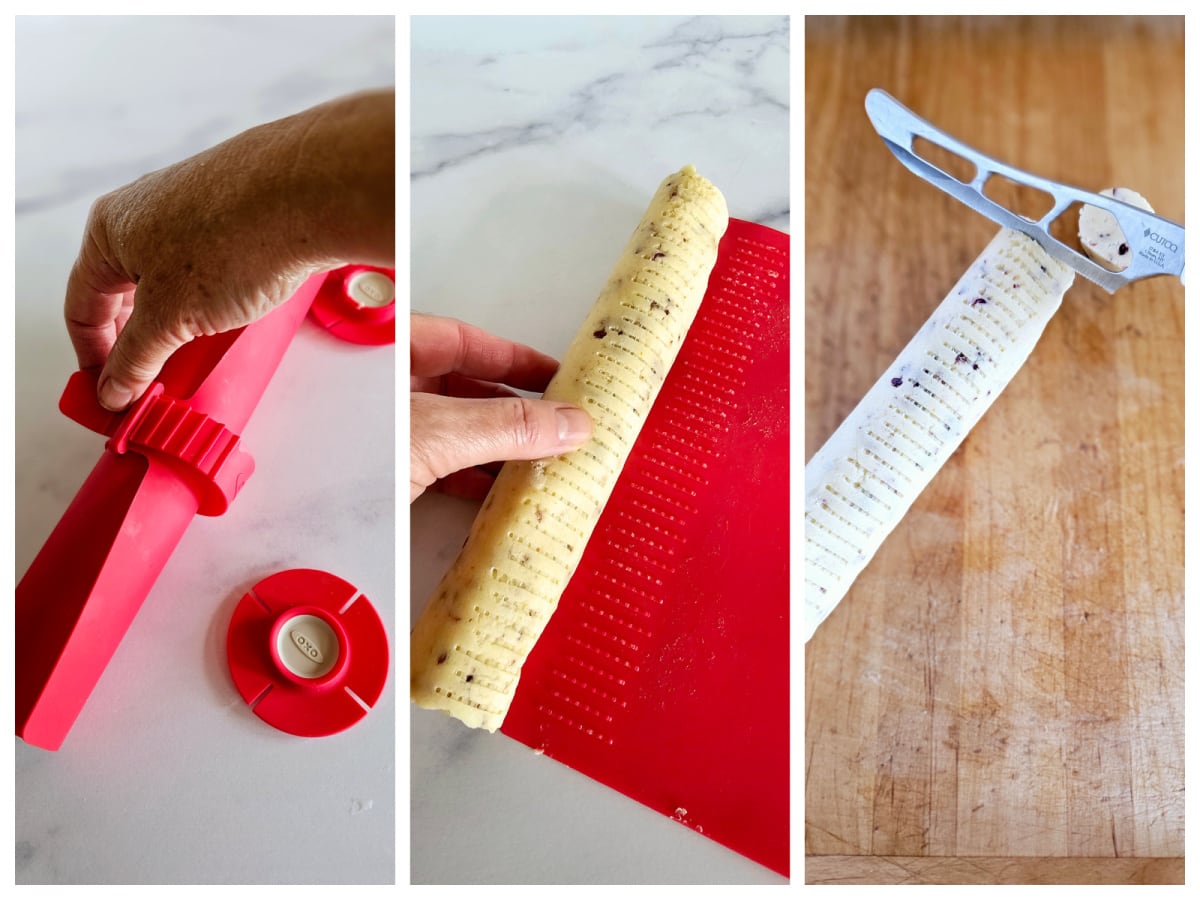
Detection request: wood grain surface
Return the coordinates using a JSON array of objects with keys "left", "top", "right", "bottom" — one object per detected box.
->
[
  {"left": 804, "top": 16, "right": 1183, "bottom": 885},
  {"left": 806, "top": 856, "right": 1184, "bottom": 885}
]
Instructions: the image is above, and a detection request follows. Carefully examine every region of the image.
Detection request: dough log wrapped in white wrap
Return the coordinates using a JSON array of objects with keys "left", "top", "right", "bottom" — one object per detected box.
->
[
  {"left": 805, "top": 228, "right": 1075, "bottom": 641},
  {"left": 412, "top": 166, "right": 728, "bottom": 730}
]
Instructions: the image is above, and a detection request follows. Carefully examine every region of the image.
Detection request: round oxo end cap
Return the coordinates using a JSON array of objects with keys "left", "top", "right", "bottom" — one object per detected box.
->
[
  {"left": 346, "top": 270, "right": 395, "bottom": 308},
  {"left": 309, "top": 265, "right": 396, "bottom": 345},
  {"left": 272, "top": 610, "right": 345, "bottom": 683},
  {"left": 227, "top": 569, "right": 389, "bottom": 737}
]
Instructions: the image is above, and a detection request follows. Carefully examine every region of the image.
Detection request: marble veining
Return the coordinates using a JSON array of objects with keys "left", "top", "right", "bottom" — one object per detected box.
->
[
  {"left": 16, "top": 16, "right": 393, "bottom": 215},
  {"left": 411, "top": 15, "right": 789, "bottom": 231}
]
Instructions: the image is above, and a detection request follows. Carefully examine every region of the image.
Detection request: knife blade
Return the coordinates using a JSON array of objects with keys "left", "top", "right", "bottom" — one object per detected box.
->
[{"left": 864, "top": 88, "right": 1184, "bottom": 293}]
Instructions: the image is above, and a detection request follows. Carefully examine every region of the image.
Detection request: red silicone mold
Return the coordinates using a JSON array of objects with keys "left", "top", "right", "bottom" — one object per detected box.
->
[{"left": 499, "top": 220, "right": 790, "bottom": 877}]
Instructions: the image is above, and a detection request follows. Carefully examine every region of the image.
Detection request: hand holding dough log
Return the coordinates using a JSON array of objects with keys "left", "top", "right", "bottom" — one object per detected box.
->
[{"left": 412, "top": 167, "right": 728, "bottom": 730}]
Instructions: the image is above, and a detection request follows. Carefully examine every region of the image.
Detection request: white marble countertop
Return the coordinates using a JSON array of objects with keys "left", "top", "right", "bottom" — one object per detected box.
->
[
  {"left": 14, "top": 16, "right": 395, "bottom": 884},
  {"left": 409, "top": 15, "right": 789, "bottom": 884}
]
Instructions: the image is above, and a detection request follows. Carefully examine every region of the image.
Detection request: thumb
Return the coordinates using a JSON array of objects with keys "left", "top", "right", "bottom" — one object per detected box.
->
[
  {"left": 411, "top": 393, "right": 593, "bottom": 494},
  {"left": 97, "top": 305, "right": 188, "bottom": 411}
]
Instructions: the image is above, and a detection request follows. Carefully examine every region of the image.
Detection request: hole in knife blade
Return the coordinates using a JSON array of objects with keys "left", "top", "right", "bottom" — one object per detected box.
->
[
  {"left": 981, "top": 173, "right": 1056, "bottom": 224},
  {"left": 1057, "top": 198, "right": 1131, "bottom": 273},
  {"left": 912, "top": 136, "right": 976, "bottom": 184},
  {"left": 1046, "top": 201, "right": 1084, "bottom": 248}
]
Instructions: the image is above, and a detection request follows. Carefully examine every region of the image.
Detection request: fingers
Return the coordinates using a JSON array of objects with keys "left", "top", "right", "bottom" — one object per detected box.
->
[
  {"left": 410, "top": 313, "right": 559, "bottom": 391},
  {"left": 63, "top": 227, "right": 137, "bottom": 370},
  {"left": 64, "top": 197, "right": 185, "bottom": 410},
  {"left": 96, "top": 303, "right": 188, "bottom": 411},
  {"left": 64, "top": 286, "right": 135, "bottom": 371},
  {"left": 410, "top": 392, "right": 592, "bottom": 502}
]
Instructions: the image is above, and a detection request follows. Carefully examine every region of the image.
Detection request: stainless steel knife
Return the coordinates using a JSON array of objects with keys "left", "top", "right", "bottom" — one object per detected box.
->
[{"left": 864, "top": 88, "right": 1184, "bottom": 293}]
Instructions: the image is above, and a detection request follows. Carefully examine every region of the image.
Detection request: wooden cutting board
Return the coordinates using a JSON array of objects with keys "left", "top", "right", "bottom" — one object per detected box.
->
[{"left": 804, "top": 16, "right": 1183, "bottom": 885}]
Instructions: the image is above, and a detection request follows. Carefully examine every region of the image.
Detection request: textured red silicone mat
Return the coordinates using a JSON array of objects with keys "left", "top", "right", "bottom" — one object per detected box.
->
[{"left": 501, "top": 218, "right": 790, "bottom": 877}]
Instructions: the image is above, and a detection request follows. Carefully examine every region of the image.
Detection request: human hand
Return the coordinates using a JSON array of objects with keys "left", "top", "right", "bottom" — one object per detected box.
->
[
  {"left": 410, "top": 314, "right": 593, "bottom": 502},
  {"left": 64, "top": 90, "right": 394, "bottom": 411}
]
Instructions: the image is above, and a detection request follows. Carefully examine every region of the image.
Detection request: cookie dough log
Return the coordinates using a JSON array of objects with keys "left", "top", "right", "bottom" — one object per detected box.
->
[
  {"left": 805, "top": 228, "right": 1074, "bottom": 642},
  {"left": 412, "top": 166, "right": 729, "bottom": 730}
]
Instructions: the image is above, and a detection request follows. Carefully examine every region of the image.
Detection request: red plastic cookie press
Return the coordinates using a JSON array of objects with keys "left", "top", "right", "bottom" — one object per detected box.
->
[{"left": 16, "top": 266, "right": 393, "bottom": 751}]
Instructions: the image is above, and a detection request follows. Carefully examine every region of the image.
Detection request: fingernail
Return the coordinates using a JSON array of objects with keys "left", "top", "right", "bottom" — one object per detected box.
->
[
  {"left": 98, "top": 376, "right": 134, "bottom": 411},
  {"left": 555, "top": 407, "right": 592, "bottom": 445}
]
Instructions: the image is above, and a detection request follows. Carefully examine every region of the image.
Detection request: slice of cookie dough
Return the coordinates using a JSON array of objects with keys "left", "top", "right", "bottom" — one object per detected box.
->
[
  {"left": 1078, "top": 186, "right": 1154, "bottom": 270},
  {"left": 412, "top": 167, "right": 729, "bottom": 730}
]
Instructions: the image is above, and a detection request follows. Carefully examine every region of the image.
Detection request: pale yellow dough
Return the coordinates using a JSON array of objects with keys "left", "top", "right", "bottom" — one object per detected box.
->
[{"left": 411, "top": 167, "right": 728, "bottom": 730}]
